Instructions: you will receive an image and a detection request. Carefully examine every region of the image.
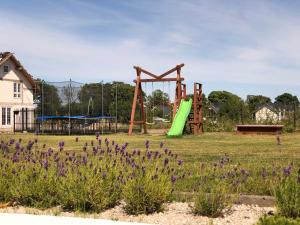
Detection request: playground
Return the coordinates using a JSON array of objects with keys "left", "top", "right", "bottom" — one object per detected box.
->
[{"left": 14, "top": 64, "right": 206, "bottom": 137}]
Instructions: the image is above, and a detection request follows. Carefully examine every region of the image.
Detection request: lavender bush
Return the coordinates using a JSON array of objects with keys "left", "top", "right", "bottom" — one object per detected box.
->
[
  {"left": 274, "top": 168, "right": 300, "bottom": 218},
  {"left": 0, "top": 137, "right": 184, "bottom": 214},
  {"left": 192, "top": 180, "right": 232, "bottom": 217}
]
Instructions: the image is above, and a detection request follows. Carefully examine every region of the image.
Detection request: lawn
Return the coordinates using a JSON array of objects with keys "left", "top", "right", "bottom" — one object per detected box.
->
[{"left": 1, "top": 132, "right": 300, "bottom": 196}]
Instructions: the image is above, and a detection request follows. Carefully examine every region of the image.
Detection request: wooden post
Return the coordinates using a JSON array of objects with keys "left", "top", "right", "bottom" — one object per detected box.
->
[
  {"left": 129, "top": 68, "right": 141, "bottom": 135},
  {"left": 193, "top": 83, "right": 198, "bottom": 134},
  {"left": 199, "top": 83, "right": 203, "bottom": 133},
  {"left": 138, "top": 82, "right": 147, "bottom": 134}
]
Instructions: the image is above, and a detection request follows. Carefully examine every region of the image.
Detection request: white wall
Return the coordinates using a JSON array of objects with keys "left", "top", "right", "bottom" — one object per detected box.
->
[
  {"left": 255, "top": 107, "right": 280, "bottom": 123},
  {"left": 0, "top": 58, "right": 35, "bottom": 131}
]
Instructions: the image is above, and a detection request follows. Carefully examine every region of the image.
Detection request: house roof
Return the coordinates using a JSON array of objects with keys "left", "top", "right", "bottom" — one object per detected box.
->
[
  {"left": 255, "top": 103, "right": 278, "bottom": 113},
  {"left": 0, "top": 52, "right": 36, "bottom": 89}
]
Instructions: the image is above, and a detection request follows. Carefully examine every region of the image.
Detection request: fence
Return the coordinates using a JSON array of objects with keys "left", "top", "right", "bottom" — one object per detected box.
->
[{"left": 13, "top": 79, "right": 142, "bottom": 135}]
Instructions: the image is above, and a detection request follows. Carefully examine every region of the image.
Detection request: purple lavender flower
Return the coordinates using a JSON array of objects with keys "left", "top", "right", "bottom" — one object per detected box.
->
[
  {"left": 164, "top": 148, "right": 168, "bottom": 154},
  {"left": 42, "top": 160, "right": 49, "bottom": 170},
  {"left": 145, "top": 140, "right": 149, "bottom": 149},
  {"left": 160, "top": 142, "right": 164, "bottom": 148},
  {"left": 171, "top": 175, "right": 177, "bottom": 184},
  {"left": 178, "top": 159, "right": 183, "bottom": 166},
  {"left": 164, "top": 158, "right": 169, "bottom": 167},
  {"left": 9, "top": 139, "right": 15, "bottom": 145},
  {"left": 147, "top": 151, "right": 152, "bottom": 160},
  {"left": 82, "top": 156, "right": 87, "bottom": 165},
  {"left": 261, "top": 168, "right": 267, "bottom": 179},
  {"left": 132, "top": 149, "right": 136, "bottom": 156},
  {"left": 283, "top": 165, "right": 292, "bottom": 176},
  {"left": 95, "top": 132, "right": 100, "bottom": 139},
  {"left": 15, "top": 142, "right": 20, "bottom": 150},
  {"left": 102, "top": 172, "right": 107, "bottom": 179}
]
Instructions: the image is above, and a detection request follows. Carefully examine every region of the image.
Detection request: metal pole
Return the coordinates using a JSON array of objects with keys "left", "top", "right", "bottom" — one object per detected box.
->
[
  {"left": 69, "top": 78, "right": 71, "bottom": 136},
  {"left": 41, "top": 80, "right": 44, "bottom": 134},
  {"left": 115, "top": 83, "right": 118, "bottom": 133},
  {"left": 101, "top": 80, "right": 104, "bottom": 135},
  {"left": 293, "top": 101, "right": 296, "bottom": 130}
]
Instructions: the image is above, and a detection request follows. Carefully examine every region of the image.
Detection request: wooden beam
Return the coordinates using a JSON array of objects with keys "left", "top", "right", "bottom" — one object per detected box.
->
[
  {"left": 134, "top": 78, "right": 184, "bottom": 83},
  {"left": 157, "top": 63, "right": 184, "bottom": 79},
  {"left": 133, "top": 66, "right": 159, "bottom": 79}
]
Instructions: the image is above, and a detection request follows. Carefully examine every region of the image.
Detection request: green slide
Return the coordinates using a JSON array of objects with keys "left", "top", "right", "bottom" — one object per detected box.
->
[{"left": 167, "top": 99, "right": 192, "bottom": 137}]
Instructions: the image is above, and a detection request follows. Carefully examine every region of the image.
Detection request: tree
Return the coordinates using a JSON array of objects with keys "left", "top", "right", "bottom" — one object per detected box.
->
[
  {"left": 208, "top": 91, "right": 245, "bottom": 122},
  {"left": 38, "top": 82, "right": 62, "bottom": 115},
  {"left": 78, "top": 82, "right": 112, "bottom": 116},
  {"left": 274, "top": 93, "right": 299, "bottom": 110},
  {"left": 146, "top": 89, "right": 170, "bottom": 119},
  {"left": 109, "top": 82, "right": 136, "bottom": 123},
  {"left": 246, "top": 95, "right": 271, "bottom": 113}
]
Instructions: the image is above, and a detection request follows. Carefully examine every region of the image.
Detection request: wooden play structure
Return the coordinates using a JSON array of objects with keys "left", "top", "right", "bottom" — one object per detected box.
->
[{"left": 128, "top": 63, "right": 203, "bottom": 135}]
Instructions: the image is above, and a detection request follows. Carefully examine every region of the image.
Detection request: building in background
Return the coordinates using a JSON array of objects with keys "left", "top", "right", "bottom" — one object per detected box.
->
[
  {"left": 255, "top": 104, "right": 281, "bottom": 123},
  {"left": 0, "top": 52, "right": 37, "bottom": 132}
]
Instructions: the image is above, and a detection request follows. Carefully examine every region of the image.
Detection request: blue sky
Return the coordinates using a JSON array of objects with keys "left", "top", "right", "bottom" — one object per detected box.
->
[{"left": 1, "top": 0, "right": 300, "bottom": 100}]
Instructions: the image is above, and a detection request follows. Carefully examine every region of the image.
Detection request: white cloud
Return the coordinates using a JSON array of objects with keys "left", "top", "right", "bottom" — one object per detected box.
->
[{"left": 0, "top": 0, "right": 300, "bottom": 98}]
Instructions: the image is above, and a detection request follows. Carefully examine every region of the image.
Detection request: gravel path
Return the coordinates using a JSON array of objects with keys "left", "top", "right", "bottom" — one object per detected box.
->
[{"left": 0, "top": 202, "right": 275, "bottom": 225}]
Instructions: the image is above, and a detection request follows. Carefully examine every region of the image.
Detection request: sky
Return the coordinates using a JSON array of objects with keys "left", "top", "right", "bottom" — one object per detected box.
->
[{"left": 1, "top": 0, "right": 300, "bottom": 100}]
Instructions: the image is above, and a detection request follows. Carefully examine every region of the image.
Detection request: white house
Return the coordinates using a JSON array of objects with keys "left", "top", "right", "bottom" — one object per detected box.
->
[
  {"left": 0, "top": 52, "right": 37, "bottom": 132},
  {"left": 255, "top": 104, "right": 281, "bottom": 123}
]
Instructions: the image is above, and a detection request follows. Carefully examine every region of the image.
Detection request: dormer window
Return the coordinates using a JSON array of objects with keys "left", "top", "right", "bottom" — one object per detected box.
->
[
  {"left": 3, "top": 65, "right": 9, "bottom": 73},
  {"left": 14, "top": 82, "right": 21, "bottom": 98}
]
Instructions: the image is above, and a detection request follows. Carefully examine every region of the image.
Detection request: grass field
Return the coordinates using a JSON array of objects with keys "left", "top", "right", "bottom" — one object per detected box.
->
[{"left": 1, "top": 132, "right": 300, "bottom": 197}]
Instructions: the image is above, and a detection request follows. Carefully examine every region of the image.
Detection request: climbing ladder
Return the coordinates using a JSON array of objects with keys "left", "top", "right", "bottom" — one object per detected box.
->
[{"left": 187, "top": 83, "right": 203, "bottom": 134}]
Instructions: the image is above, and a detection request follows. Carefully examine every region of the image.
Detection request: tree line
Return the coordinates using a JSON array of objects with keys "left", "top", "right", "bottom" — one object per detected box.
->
[{"left": 35, "top": 80, "right": 299, "bottom": 129}]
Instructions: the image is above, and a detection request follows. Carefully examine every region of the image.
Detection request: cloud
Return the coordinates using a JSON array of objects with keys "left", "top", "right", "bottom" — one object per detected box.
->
[{"left": 0, "top": 0, "right": 300, "bottom": 98}]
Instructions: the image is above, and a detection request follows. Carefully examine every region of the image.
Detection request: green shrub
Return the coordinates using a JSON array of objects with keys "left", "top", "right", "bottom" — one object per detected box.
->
[
  {"left": 57, "top": 160, "right": 121, "bottom": 212},
  {"left": 275, "top": 176, "right": 300, "bottom": 218},
  {"left": 192, "top": 181, "right": 232, "bottom": 217},
  {"left": 9, "top": 165, "right": 58, "bottom": 208},
  {"left": 122, "top": 169, "right": 173, "bottom": 215},
  {"left": 258, "top": 215, "right": 300, "bottom": 225}
]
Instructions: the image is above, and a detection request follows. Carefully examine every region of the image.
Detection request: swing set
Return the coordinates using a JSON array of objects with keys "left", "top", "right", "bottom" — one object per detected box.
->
[{"left": 128, "top": 63, "right": 203, "bottom": 136}]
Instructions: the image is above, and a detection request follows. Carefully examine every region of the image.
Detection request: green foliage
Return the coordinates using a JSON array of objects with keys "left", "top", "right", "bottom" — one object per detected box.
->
[
  {"left": 0, "top": 137, "right": 184, "bottom": 215},
  {"left": 37, "top": 82, "right": 62, "bottom": 115},
  {"left": 246, "top": 95, "right": 271, "bottom": 114},
  {"left": 122, "top": 171, "right": 172, "bottom": 215},
  {"left": 146, "top": 89, "right": 171, "bottom": 120},
  {"left": 192, "top": 181, "right": 232, "bottom": 217},
  {"left": 208, "top": 91, "right": 245, "bottom": 122},
  {"left": 109, "top": 82, "right": 136, "bottom": 123},
  {"left": 57, "top": 163, "right": 121, "bottom": 212},
  {"left": 275, "top": 93, "right": 299, "bottom": 110},
  {"left": 275, "top": 176, "right": 300, "bottom": 218},
  {"left": 9, "top": 166, "right": 58, "bottom": 208},
  {"left": 257, "top": 215, "right": 300, "bottom": 225}
]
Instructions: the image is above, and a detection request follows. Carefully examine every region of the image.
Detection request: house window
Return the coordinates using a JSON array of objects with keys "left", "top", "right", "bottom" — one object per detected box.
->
[
  {"left": 13, "top": 82, "right": 21, "bottom": 98},
  {"left": 3, "top": 65, "right": 9, "bottom": 73},
  {"left": 1, "top": 107, "right": 11, "bottom": 125}
]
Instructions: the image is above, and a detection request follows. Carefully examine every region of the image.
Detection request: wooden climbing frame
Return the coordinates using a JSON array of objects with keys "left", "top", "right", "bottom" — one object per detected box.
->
[
  {"left": 128, "top": 64, "right": 185, "bottom": 135},
  {"left": 187, "top": 83, "right": 203, "bottom": 134}
]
